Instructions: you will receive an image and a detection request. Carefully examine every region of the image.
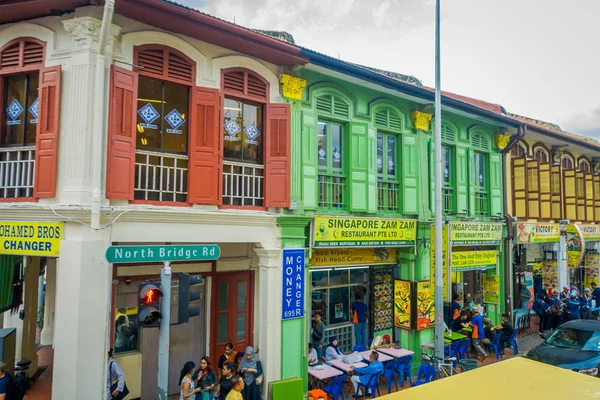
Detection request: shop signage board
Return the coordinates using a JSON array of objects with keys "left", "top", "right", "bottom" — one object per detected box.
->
[
  {"left": 451, "top": 251, "right": 497, "bottom": 271},
  {"left": 516, "top": 223, "right": 560, "bottom": 244},
  {"left": 450, "top": 222, "right": 502, "bottom": 245},
  {"left": 282, "top": 248, "right": 305, "bottom": 320},
  {"left": 106, "top": 245, "right": 221, "bottom": 263},
  {"left": 313, "top": 216, "right": 417, "bottom": 248},
  {"left": 416, "top": 281, "right": 434, "bottom": 331},
  {"left": 566, "top": 224, "right": 585, "bottom": 269},
  {"left": 584, "top": 253, "right": 599, "bottom": 288},
  {"left": 579, "top": 224, "right": 600, "bottom": 242},
  {"left": 0, "top": 222, "right": 63, "bottom": 257},
  {"left": 394, "top": 280, "right": 411, "bottom": 330},
  {"left": 482, "top": 275, "right": 501, "bottom": 303},
  {"left": 430, "top": 224, "right": 450, "bottom": 302},
  {"left": 310, "top": 248, "right": 396, "bottom": 267}
]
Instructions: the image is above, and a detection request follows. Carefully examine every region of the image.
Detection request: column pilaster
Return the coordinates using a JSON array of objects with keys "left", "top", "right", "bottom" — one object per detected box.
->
[{"left": 40, "top": 258, "right": 57, "bottom": 346}]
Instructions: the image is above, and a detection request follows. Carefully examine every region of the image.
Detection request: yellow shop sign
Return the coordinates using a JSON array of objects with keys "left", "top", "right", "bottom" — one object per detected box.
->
[
  {"left": 0, "top": 222, "right": 63, "bottom": 257},
  {"left": 450, "top": 222, "right": 503, "bottom": 245},
  {"left": 310, "top": 248, "right": 396, "bottom": 266},
  {"left": 451, "top": 251, "right": 497, "bottom": 271},
  {"left": 516, "top": 223, "right": 559, "bottom": 244},
  {"left": 313, "top": 216, "right": 416, "bottom": 248},
  {"left": 579, "top": 224, "right": 600, "bottom": 241}
]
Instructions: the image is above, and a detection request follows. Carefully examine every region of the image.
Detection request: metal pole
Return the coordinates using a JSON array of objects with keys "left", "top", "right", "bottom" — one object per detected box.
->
[
  {"left": 557, "top": 221, "right": 569, "bottom": 290},
  {"left": 158, "top": 261, "right": 172, "bottom": 400},
  {"left": 433, "top": 0, "right": 445, "bottom": 361}
]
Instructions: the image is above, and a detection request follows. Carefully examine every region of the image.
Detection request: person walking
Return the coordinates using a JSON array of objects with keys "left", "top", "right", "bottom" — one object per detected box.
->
[
  {"left": 469, "top": 309, "right": 488, "bottom": 361},
  {"left": 107, "top": 348, "right": 129, "bottom": 400},
  {"left": 351, "top": 294, "right": 368, "bottom": 348},
  {"left": 349, "top": 351, "right": 383, "bottom": 397},
  {"left": 238, "top": 347, "right": 262, "bottom": 400},
  {"left": 311, "top": 312, "right": 326, "bottom": 361},
  {"left": 193, "top": 357, "right": 216, "bottom": 400}
]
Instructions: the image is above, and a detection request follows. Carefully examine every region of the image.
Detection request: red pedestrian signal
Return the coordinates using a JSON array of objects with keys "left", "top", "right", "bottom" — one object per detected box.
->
[
  {"left": 139, "top": 282, "right": 163, "bottom": 327},
  {"left": 144, "top": 289, "right": 158, "bottom": 304}
]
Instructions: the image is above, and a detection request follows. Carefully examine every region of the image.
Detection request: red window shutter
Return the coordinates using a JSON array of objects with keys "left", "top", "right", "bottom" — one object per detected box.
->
[
  {"left": 188, "top": 86, "right": 220, "bottom": 204},
  {"left": 106, "top": 65, "right": 137, "bottom": 200},
  {"left": 33, "top": 66, "right": 61, "bottom": 198},
  {"left": 264, "top": 103, "right": 291, "bottom": 208}
]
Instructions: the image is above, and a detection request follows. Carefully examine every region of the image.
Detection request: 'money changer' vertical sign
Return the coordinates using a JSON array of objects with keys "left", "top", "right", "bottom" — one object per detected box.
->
[{"left": 282, "top": 248, "right": 305, "bottom": 320}]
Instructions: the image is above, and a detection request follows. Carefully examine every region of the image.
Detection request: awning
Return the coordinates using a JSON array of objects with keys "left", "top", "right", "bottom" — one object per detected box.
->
[{"left": 379, "top": 357, "right": 600, "bottom": 399}]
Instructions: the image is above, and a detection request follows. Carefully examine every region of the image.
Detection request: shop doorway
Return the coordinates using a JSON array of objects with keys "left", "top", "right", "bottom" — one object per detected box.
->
[{"left": 210, "top": 272, "right": 254, "bottom": 366}]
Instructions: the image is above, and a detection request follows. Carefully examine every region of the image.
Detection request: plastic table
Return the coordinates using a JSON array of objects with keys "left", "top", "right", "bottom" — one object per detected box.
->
[
  {"left": 376, "top": 347, "right": 415, "bottom": 359},
  {"left": 359, "top": 350, "right": 393, "bottom": 363}
]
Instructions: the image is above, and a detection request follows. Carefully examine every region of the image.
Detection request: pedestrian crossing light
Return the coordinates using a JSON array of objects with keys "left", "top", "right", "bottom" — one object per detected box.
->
[
  {"left": 139, "top": 281, "right": 163, "bottom": 328},
  {"left": 178, "top": 273, "right": 203, "bottom": 324}
]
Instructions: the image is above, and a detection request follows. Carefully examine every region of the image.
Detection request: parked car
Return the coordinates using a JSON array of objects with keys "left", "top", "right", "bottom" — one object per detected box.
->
[{"left": 526, "top": 320, "right": 600, "bottom": 377}]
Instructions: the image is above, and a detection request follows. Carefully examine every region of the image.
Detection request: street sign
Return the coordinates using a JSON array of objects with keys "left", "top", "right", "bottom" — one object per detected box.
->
[
  {"left": 106, "top": 245, "right": 220, "bottom": 263},
  {"left": 282, "top": 248, "right": 305, "bottom": 320}
]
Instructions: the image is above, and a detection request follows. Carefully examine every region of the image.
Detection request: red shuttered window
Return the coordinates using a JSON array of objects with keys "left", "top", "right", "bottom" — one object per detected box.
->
[{"left": 265, "top": 103, "right": 290, "bottom": 208}]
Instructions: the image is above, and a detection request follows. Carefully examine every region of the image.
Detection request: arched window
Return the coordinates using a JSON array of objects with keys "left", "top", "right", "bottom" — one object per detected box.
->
[
  {"left": 510, "top": 141, "right": 527, "bottom": 158},
  {"left": 562, "top": 154, "right": 574, "bottom": 170},
  {"left": 579, "top": 158, "right": 591, "bottom": 173},
  {"left": 533, "top": 147, "right": 549, "bottom": 163}
]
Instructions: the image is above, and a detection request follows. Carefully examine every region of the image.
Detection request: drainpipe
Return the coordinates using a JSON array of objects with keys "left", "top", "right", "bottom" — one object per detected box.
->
[
  {"left": 91, "top": 0, "right": 115, "bottom": 230},
  {"left": 500, "top": 124, "right": 526, "bottom": 317}
]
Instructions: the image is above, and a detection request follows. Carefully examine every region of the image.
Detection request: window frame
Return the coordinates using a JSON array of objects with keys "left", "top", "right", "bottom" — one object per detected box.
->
[
  {"left": 442, "top": 145, "right": 456, "bottom": 214},
  {"left": 222, "top": 95, "right": 266, "bottom": 165},
  {"left": 317, "top": 118, "right": 347, "bottom": 211},
  {"left": 376, "top": 130, "right": 401, "bottom": 213},
  {"left": 473, "top": 151, "right": 489, "bottom": 216},
  {"left": 562, "top": 153, "right": 575, "bottom": 170},
  {"left": 1, "top": 72, "right": 39, "bottom": 148}
]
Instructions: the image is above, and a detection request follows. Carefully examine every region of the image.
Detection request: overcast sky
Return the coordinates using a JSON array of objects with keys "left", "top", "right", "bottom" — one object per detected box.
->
[{"left": 182, "top": 0, "right": 600, "bottom": 139}]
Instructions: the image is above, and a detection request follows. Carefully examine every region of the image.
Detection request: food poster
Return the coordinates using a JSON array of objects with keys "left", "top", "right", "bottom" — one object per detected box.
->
[
  {"left": 394, "top": 280, "right": 411, "bottom": 329},
  {"left": 416, "top": 281, "right": 434, "bottom": 330},
  {"left": 524, "top": 271, "right": 534, "bottom": 309},
  {"left": 566, "top": 224, "right": 585, "bottom": 269},
  {"left": 482, "top": 275, "right": 500, "bottom": 303},
  {"left": 537, "top": 260, "right": 558, "bottom": 290},
  {"left": 372, "top": 268, "right": 394, "bottom": 333},
  {"left": 584, "top": 252, "right": 599, "bottom": 288}
]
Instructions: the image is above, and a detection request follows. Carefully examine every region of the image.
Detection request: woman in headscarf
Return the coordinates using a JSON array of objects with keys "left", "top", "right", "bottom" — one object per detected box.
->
[
  {"left": 238, "top": 346, "right": 262, "bottom": 400},
  {"left": 325, "top": 337, "right": 343, "bottom": 363}
]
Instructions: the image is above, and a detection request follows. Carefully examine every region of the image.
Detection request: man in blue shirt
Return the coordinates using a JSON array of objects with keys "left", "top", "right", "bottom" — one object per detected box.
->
[
  {"left": 449, "top": 294, "right": 462, "bottom": 322},
  {"left": 469, "top": 309, "right": 488, "bottom": 360},
  {"left": 351, "top": 294, "right": 368, "bottom": 348},
  {"left": 349, "top": 351, "right": 383, "bottom": 396},
  {"left": 591, "top": 282, "right": 600, "bottom": 308},
  {"left": 564, "top": 293, "right": 581, "bottom": 321}
]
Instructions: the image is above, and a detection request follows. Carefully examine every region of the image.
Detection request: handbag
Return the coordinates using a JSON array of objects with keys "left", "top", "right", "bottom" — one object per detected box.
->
[
  {"left": 255, "top": 361, "right": 263, "bottom": 385},
  {"left": 109, "top": 361, "right": 130, "bottom": 400}
]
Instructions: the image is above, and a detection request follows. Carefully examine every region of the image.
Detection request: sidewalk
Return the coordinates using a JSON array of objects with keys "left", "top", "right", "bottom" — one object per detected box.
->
[{"left": 25, "top": 346, "right": 53, "bottom": 400}]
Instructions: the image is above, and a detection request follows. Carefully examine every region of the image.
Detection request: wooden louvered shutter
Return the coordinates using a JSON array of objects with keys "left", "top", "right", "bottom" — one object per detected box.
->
[
  {"left": 264, "top": 103, "right": 291, "bottom": 208},
  {"left": 594, "top": 175, "right": 600, "bottom": 221},
  {"left": 367, "top": 125, "right": 377, "bottom": 213},
  {"left": 585, "top": 174, "right": 594, "bottom": 222},
  {"left": 564, "top": 169, "right": 577, "bottom": 221},
  {"left": 301, "top": 110, "right": 318, "bottom": 210},
  {"left": 33, "top": 66, "right": 61, "bottom": 198},
  {"left": 576, "top": 171, "right": 586, "bottom": 221},
  {"left": 526, "top": 159, "right": 540, "bottom": 218},
  {"left": 348, "top": 121, "right": 369, "bottom": 212},
  {"left": 539, "top": 163, "right": 552, "bottom": 219},
  {"left": 402, "top": 134, "right": 419, "bottom": 214},
  {"left": 550, "top": 165, "right": 562, "bottom": 219},
  {"left": 106, "top": 66, "right": 137, "bottom": 200},
  {"left": 512, "top": 158, "right": 527, "bottom": 219},
  {"left": 489, "top": 152, "right": 503, "bottom": 216},
  {"left": 189, "top": 87, "right": 220, "bottom": 204},
  {"left": 456, "top": 145, "right": 469, "bottom": 214}
]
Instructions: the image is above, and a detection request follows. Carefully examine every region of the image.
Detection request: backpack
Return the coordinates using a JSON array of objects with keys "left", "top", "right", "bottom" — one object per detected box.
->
[{"left": 3, "top": 373, "right": 20, "bottom": 400}]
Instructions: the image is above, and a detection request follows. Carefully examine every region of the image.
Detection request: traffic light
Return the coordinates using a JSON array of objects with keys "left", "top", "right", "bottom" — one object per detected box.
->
[
  {"left": 139, "top": 281, "right": 163, "bottom": 327},
  {"left": 178, "top": 273, "right": 203, "bottom": 324}
]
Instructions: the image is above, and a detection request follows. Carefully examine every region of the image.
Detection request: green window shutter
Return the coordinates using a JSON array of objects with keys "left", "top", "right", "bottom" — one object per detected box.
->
[
  {"left": 456, "top": 145, "right": 469, "bottom": 213},
  {"left": 349, "top": 121, "right": 369, "bottom": 212},
  {"left": 402, "top": 134, "right": 419, "bottom": 214},
  {"left": 428, "top": 138, "right": 434, "bottom": 214},
  {"left": 489, "top": 152, "right": 504, "bottom": 216},
  {"left": 301, "top": 110, "right": 318, "bottom": 210},
  {"left": 367, "top": 125, "right": 377, "bottom": 213}
]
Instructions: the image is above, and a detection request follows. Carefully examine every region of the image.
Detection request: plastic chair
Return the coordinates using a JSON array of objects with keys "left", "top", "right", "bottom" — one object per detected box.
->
[
  {"left": 384, "top": 359, "right": 399, "bottom": 393},
  {"left": 354, "top": 344, "right": 367, "bottom": 352},
  {"left": 355, "top": 372, "right": 382, "bottom": 399},
  {"left": 489, "top": 333, "right": 503, "bottom": 359},
  {"left": 445, "top": 340, "right": 461, "bottom": 362},
  {"left": 412, "top": 364, "right": 435, "bottom": 387},
  {"left": 459, "top": 338, "right": 470, "bottom": 359},
  {"left": 323, "top": 375, "right": 346, "bottom": 400},
  {"left": 508, "top": 330, "right": 519, "bottom": 355},
  {"left": 397, "top": 355, "right": 413, "bottom": 388}
]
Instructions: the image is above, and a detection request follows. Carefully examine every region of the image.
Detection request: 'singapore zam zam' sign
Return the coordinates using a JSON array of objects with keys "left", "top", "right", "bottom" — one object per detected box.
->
[{"left": 282, "top": 249, "right": 305, "bottom": 320}]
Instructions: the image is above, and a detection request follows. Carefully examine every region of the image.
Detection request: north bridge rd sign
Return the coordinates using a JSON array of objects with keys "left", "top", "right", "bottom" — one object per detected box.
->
[{"left": 106, "top": 245, "right": 221, "bottom": 263}]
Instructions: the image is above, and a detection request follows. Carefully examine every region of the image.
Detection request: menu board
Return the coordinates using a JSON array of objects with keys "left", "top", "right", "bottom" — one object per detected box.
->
[
  {"left": 372, "top": 268, "right": 393, "bottom": 333},
  {"left": 482, "top": 275, "right": 500, "bottom": 303},
  {"left": 537, "top": 260, "right": 558, "bottom": 290},
  {"left": 416, "top": 281, "right": 434, "bottom": 331},
  {"left": 394, "top": 280, "right": 411, "bottom": 330},
  {"left": 584, "top": 253, "right": 599, "bottom": 289}
]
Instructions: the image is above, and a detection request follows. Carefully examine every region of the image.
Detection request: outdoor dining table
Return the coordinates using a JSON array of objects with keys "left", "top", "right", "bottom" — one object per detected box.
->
[
  {"left": 445, "top": 331, "right": 468, "bottom": 341},
  {"left": 359, "top": 350, "right": 394, "bottom": 363},
  {"left": 308, "top": 363, "right": 344, "bottom": 389},
  {"left": 376, "top": 347, "right": 415, "bottom": 359},
  {"left": 328, "top": 358, "right": 368, "bottom": 373}
]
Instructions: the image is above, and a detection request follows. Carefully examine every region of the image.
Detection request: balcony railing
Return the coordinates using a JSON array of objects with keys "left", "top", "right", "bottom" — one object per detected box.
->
[
  {"left": 134, "top": 150, "right": 188, "bottom": 202},
  {"left": 443, "top": 186, "right": 455, "bottom": 214},
  {"left": 222, "top": 160, "right": 264, "bottom": 206},
  {"left": 0, "top": 146, "right": 35, "bottom": 198},
  {"left": 377, "top": 180, "right": 399, "bottom": 212},
  {"left": 318, "top": 173, "right": 345, "bottom": 209},
  {"left": 474, "top": 190, "right": 489, "bottom": 217}
]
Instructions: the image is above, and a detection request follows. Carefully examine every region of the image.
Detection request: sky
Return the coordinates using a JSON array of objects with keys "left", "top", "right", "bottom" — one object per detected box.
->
[{"left": 181, "top": 0, "right": 600, "bottom": 139}]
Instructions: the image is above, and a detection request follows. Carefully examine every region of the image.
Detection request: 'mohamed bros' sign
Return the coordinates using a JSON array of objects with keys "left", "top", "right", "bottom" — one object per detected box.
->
[
  {"left": 106, "top": 245, "right": 220, "bottom": 263},
  {"left": 282, "top": 248, "right": 305, "bottom": 320}
]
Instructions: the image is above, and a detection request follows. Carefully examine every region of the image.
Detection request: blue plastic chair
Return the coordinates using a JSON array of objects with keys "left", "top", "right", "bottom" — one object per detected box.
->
[
  {"left": 412, "top": 364, "right": 435, "bottom": 387},
  {"left": 489, "top": 333, "right": 503, "bottom": 359},
  {"left": 355, "top": 372, "right": 382, "bottom": 398},
  {"left": 384, "top": 359, "right": 399, "bottom": 393},
  {"left": 445, "top": 340, "right": 461, "bottom": 361},
  {"left": 458, "top": 338, "right": 470, "bottom": 359},
  {"left": 323, "top": 374, "right": 346, "bottom": 400},
  {"left": 354, "top": 344, "right": 367, "bottom": 352},
  {"left": 508, "top": 330, "right": 519, "bottom": 355},
  {"left": 396, "top": 355, "right": 413, "bottom": 388}
]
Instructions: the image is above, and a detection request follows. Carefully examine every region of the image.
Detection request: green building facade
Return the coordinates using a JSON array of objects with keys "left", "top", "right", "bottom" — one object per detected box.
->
[{"left": 277, "top": 66, "right": 513, "bottom": 388}]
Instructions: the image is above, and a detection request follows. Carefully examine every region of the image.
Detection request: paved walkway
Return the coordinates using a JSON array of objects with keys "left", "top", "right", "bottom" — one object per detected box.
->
[{"left": 25, "top": 346, "right": 53, "bottom": 400}]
